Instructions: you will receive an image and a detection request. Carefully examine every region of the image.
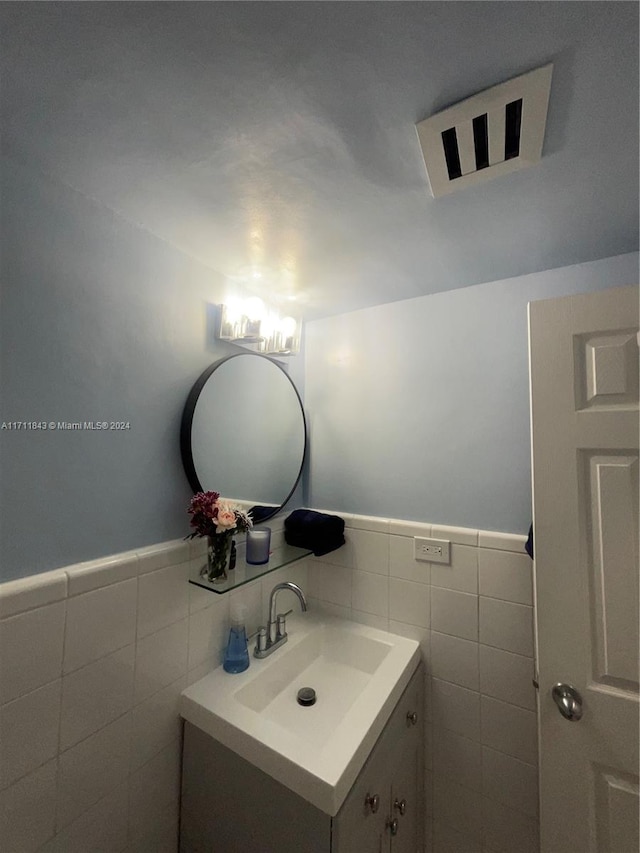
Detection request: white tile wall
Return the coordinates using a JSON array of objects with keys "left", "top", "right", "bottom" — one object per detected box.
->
[
  {"left": 59, "top": 644, "right": 136, "bottom": 750},
  {"left": 390, "top": 533, "right": 431, "bottom": 584},
  {"left": 308, "top": 561, "right": 351, "bottom": 606},
  {"left": 349, "top": 528, "right": 389, "bottom": 574},
  {"left": 433, "top": 727, "right": 483, "bottom": 791},
  {"left": 63, "top": 579, "right": 137, "bottom": 674},
  {"left": 0, "top": 682, "right": 62, "bottom": 790},
  {"left": 480, "top": 696, "right": 538, "bottom": 765},
  {"left": 134, "top": 619, "right": 188, "bottom": 705},
  {"left": 352, "top": 570, "right": 389, "bottom": 617},
  {"left": 479, "top": 596, "right": 534, "bottom": 657},
  {"left": 127, "top": 739, "right": 181, "bottom": 850},
  {"left": 0, "top": 515, "right": 309, "bottom": 852},
  {"left": 389, "top": 577, "right": 430, "bottom": 627},
  {"left": 0, "top": 602, "right": 66, "bottom": 705},
  {"left": 187, "top": 595, "right": 229, "bottom": 671},
  {"left": 0, "top": 513, "right": 535, "bottom": 853},
  {"left": 66, "top": 553, "right": 138, "bottom": 597},
  {"left": 56, "top": 713, "right": 132, "bottom": 829},
  {"left": 478, "top": 548, "right": 533, "bottom": 606},
  {"left": 431, "top": 631, "right": 479, "bottom": 690},
  {"left": 482, "top": 795, "right": 539, "bottom": 853},
  {"left": 430, "top": 587, "right": 478, "bottom": 641},
  {"left": 0, "top": 571, "right": 67, "bottom": 620},
  {"left": 479, "top": 645, "right": 536, "bottom": 711},
  {"left": 308, "top": 514, "right": 537, "bottom": 853},
  {"left": 41, "top": 784, "right": 130, "bottom": 853},
  {"left": 482, "top": 746, "right": 539, "bottom": 817},
  {"left": 433, "top": 819, "right": 482, "bottom": 853},
  {"left": 431, "top": 543, "right": 478, "bottom": 593},
  {"left": 433, "top": 775, "right": 483, "bottom": 841},
  {"left": 130, "top": 676, "right": 186, "bottom": 772},
  {"left": 0, "top": 760, "right": 58, "bottom": 852},
  {"left": 431, "top": 677, "right": 481, "bottom": 741},
  {"left": 137, "top": 561, "right": 190, "bottom": 639}
]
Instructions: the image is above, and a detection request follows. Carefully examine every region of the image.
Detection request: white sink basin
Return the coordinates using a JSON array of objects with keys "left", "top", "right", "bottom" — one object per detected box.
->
[
  {"left": 180, "top": 612, "right": 420, "bottom": 815},
  {"left": 235, "top": 624, "right": 392, "bottom": 748}
]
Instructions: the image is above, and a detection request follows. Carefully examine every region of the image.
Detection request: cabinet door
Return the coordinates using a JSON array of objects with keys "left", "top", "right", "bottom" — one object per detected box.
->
[
  {"left": 389, "top": 740, "right": 421, "bottom": 853},
  {"left": 332, "top": 665, "right": 424, "bottom": 853},
  {"left": 181, "top": 723, "right": 332, "bottom": 853},
  {"left": 332, "top": 760, "right": 388, "bottom": 853}
]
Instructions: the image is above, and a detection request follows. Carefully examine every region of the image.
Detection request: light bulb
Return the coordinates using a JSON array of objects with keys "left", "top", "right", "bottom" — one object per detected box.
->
[
  {"left": 279, "top": 316, "right": 297, "bottom": 338},
  {"left": 244, "top": 297, "right": 266, "bottom": 322},
  {"left": 224, "top": 298, "right": 243, "bottom": 325}
]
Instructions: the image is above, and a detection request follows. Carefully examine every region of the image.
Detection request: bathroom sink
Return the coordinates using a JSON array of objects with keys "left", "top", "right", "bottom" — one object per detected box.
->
[
  {"left": 235, "top": 624, "right": 392, "bottom": 748},
  {"left": 180, "top": 613, "right": 420, "bottom": 815}
]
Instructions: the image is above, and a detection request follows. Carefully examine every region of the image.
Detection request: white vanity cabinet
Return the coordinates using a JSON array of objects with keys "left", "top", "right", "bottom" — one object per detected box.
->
[
  {"left": 331, "top": 663, "right": 423, "bottom": 853},
  {"left": 180, "top": 664, "right": 424, "bottom": 853}
]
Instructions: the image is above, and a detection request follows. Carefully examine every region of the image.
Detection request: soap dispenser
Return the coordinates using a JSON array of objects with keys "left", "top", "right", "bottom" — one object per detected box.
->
[{"left": 223, "top": 602, "right": 250, "bottom": 674}]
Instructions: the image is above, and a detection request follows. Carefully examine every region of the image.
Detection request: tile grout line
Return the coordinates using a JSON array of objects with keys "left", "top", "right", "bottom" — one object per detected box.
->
[
  {"left": 51, "top": 592, "right": 70, "bottom": 837},
  {"left": 476, "top": 544, "right": 486, "bottom": 850}
]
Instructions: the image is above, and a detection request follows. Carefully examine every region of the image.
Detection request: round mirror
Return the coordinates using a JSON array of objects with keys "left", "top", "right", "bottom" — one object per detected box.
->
[{"left": 180, "top": 354, "right": 306, "bottom": 521}]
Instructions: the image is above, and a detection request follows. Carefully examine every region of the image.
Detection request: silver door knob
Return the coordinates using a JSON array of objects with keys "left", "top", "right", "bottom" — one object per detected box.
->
[
  {"left": 552, "top": 683, "right": 583, "bottom": 721},
  {"left": 406, "top": 711, "right": 418, "bottom": 726}
]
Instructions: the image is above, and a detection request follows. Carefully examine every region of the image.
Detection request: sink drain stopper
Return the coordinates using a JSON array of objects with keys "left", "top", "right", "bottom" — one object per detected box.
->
[{"left": 297, "top": 687, "right": 316, "bottom": 707}]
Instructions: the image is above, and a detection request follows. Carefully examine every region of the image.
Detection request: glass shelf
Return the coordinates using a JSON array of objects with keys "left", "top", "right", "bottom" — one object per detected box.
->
[{"left": 189, "top": 540, "right": 312, "bottom": 595}]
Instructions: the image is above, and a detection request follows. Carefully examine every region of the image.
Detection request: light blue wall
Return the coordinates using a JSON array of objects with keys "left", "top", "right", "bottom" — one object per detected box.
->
[
  {"left": 1, "top": 152, "right": 635, "bottom": 578},
  {"left": 0, "top": 158, "right": 305, "bottom": 581},
  {"left": 303, "top": 254, "right": 638, "bottom": 534}
]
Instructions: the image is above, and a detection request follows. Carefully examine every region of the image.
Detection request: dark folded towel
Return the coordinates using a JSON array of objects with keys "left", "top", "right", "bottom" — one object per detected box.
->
[
  {"left": 284, "top": 509, "right": 346, "bottom": 557},
  {"left": 250, "top": 505, "right": 277, "bottom": 523}
]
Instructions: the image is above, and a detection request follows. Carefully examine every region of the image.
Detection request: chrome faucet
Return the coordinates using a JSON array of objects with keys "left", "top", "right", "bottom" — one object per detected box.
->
[{"left": 254, "top": 582, "right": 308, "bottom": 659}]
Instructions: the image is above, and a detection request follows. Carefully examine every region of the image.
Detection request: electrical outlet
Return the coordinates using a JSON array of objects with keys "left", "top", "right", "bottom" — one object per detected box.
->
[{"left": 414, "top": 537, "right": 450, "bottom": 564}]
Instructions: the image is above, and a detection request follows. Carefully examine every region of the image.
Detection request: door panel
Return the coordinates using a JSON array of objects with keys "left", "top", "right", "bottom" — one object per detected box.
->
[
  {"left": 529, "top": 284, "right": 639, "bottom": 853},
  {"left": 585, "top": 452, "right": 639, "bottom": 688},
  {"left": 593, "top": 766, "right": 640, "bottom": 853},
  {"left": 574, "top": 330, "right": 639, "bottom": 410}
]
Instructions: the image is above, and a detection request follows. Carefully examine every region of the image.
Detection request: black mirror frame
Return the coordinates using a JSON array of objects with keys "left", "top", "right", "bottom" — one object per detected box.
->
[{"left": 180, "top": 353, "right": 307, "bottom": 524}]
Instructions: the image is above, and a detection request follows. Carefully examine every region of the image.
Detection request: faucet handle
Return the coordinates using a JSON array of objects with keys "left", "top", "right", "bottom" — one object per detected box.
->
[
  {"left": 253, "top": 626, "right": 268, "bottom": 653},
  {"left": 276, "top": 609, "right": 294, "bottom": 638},
  {"left": 277, "top": 609, "right": 294, "bottom": 620}
]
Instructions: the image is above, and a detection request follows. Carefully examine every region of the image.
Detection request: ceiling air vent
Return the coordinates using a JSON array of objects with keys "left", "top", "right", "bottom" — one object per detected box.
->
[{"left": 416, "top": 63, "right": 553, "bottom": 198}]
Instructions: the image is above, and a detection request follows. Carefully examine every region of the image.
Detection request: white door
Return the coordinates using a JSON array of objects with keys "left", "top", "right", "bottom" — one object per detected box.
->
[{"left": 529, "top": 284, "right": 639, "bottom": 853}]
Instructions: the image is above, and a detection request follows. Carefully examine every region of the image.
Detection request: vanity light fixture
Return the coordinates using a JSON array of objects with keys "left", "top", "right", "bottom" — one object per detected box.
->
[{"left": 217, "top": 299, "right": 301, "bottom": 356}]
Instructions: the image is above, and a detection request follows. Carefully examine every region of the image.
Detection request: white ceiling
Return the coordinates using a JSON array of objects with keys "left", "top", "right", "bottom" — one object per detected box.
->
[{"left": 1, "top": 2, "right": 638, "bottom": 320}]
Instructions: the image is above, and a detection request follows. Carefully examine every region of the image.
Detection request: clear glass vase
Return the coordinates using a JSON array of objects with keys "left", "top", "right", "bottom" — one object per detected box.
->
[{"left": 206, "top": 534, "right": 233, "bottom": 584}]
